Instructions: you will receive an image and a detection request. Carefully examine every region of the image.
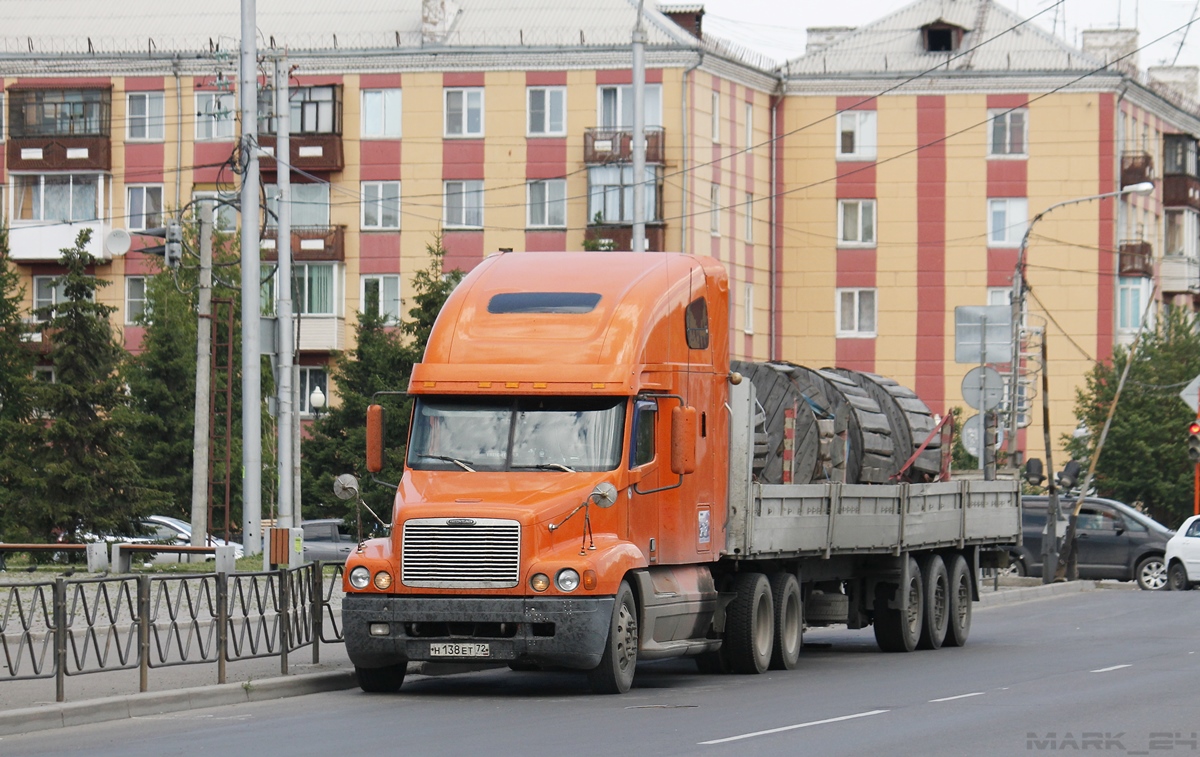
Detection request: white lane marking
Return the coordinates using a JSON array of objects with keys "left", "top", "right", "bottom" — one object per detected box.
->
[
  {"left": 699, "top": 709, "right": 889, "bottom": 745},
  {"left": 929, "top": 692, "right": 985, "bottom": 703},
  {"left": 1090, "top": 664, "right": 1132, "bottom": 673}
]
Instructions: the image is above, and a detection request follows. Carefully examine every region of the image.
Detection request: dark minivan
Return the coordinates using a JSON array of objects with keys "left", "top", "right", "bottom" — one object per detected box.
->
[{"left": 1008, "top": 496, "right": 1173, "bottom": 590}]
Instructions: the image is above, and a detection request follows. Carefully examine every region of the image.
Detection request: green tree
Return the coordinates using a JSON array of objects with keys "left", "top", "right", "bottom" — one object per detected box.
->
[
  {"left": 13, "top": 231, "right": 167, "bottom": 540},
  {"left": 0, "top": 228, "right": 37, "bottom": 537},
  {"left": 301, "top": 236, "right": 464, "bottom": 520},
  {"left": 1065, "top": 307, "right": 1200, "bottom": 526}
]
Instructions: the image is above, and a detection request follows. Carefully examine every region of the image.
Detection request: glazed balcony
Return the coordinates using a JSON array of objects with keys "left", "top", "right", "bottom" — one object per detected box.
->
[
  {"left": 260, "top": 225, "right": 345, "bottom": 262},
  {"left": 1117, "top": 240, "right": 1153, "bottom": 278},
  {"left": 1120, "top": 152, "right": 1154, "bottom": 188},
  {"left": 258, "top": 133, "right": 345, "bottom": 173},
  {"left": 584, "top": 127, "right": 664, "bottom": 164}
]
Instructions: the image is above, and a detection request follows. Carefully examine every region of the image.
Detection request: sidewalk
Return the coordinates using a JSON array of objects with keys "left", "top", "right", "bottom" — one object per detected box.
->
[{"left": 0, "top": 576, "right": 1125, "bottom": 737}]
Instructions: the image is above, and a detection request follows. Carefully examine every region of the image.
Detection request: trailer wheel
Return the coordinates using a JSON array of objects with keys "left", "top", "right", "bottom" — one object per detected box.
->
[
  {"left": 873, "top": 556, "right": 923, "bottom": 653},
  {"left": 588, "top": 580, "right": 638, "bottom": 694},
  {"left": 355, "top": 663, "right": 406, "bottom": 693},
  {"left": 917, "top": 555, "right": 948, "bottom": 650},
  {"left": 945, "top": 553, "right": 972, "bottom": 647},
  {"left": 769, "top": 573, "right": 802, "bottom": 670},
  {"left": 726, "top": 572, "right": 775, "bottom": 674}
]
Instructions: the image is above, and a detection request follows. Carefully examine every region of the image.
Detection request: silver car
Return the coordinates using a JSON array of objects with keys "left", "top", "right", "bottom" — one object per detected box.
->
[{"left": 301, "top": 519, "right": 359, "bottom": 563}]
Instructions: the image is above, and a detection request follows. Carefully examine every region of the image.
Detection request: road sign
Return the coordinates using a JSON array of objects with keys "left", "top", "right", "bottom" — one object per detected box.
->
[
  {"left": 954, "top": 306, "right": 1012, "bottom": 364},
  {"left": 960, "top": 413, "right": 1006, "bottom": 459},
  {"left": 962, "top": 366, "right": 1005, "bottom": 412},
  {"left": 1179, "top": 373, "right": 1200, "bottom": 414}
]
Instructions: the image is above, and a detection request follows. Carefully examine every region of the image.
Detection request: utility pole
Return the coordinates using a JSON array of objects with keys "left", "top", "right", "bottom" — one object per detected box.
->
[
  {"left": 631, "top": 0, "right": 647, "bottom": 253},
  {"left": 1038, "top": 334, "right": 1060, "bottom": 583},
  {"left": 240, "top": 0, "right": 263, "bottom": 556},
  {"left": 190, "top": 200, "right": 214, "bottom": 550},
  {"left": 275, "top": 55, "right": 295, "bottom": 530}
]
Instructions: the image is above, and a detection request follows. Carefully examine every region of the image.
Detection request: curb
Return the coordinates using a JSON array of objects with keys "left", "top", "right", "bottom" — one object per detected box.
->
[{"left": 977, "top": 579, "right": 1105, "bottom": 607}]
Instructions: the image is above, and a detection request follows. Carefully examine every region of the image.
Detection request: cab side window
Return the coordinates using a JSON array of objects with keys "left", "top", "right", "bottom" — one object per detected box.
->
[
  {"left": 685, "top": 296, "right": 709, "bottom": 350},
  {"left": 631, "top": 400, "right": 656, "bottom": 467}
]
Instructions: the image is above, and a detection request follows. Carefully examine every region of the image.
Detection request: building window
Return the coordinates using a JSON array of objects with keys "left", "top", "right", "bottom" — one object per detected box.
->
[
  {"left": 587, "top": 166, "right": 660, "bottom": 224},
  {"left": 0, "top": 93, "right": 5, "bottom": 141},
  {"left": 361, "top": 274, "right": 401, "bottom": 324},
  {"left": 989, "top": 109, "right": 1027, "bottom": 157},
  {"left": 837, "top": 288, "right": 877, "bottom": 337},
  {"left": 126, "top": 276, "right": 148, "bottom": 325},
  {"left": 33, "top": 366, "right": 57, "bottom": 384},
  {"left": 1117, "top": 276, "right": 1151, "bottom": 332},
  {"left": 298, "top": 367, "right": 328, "bottom": 416},
  {"left": 445, "top": 88, "right": 484, "bottom": 137},
  {"left": 710, "top": 184, "right": 721, "bottom": 237},
  {"left": 744, "top": 192, "right": 754, "bottom": 243},
  {"left": 444, "top": 180, "right": 484, "bottom": 228},
  {"left": 743, "top": 283, "right": 754, "bottom": 335},
  {"left": 837, "top": 111, "right": 876, "bottom": 161},
  {"left": 527, "top": 87, "right": 566, "bottom": 136},
  {"left": 838, "top": 199, "right": 876, "bottom": 246},
  {"left": 362, "top": 181, "right": 400, "bottom": 230},
  {"left": 745, "top": 101, "right": 753, "bottom": 150},
  {"left": 1165, "top": 209, "right": 1198, "bottom": 257},
  {"left": 127, "top": 92, "right": 165, "bottom": 141},
  {"left": 289, "top": 86, "right": 339, "bottom": 134},
  {"left": 266, "top": 183, "right": 330, "bottom": 228},
  {"left": 527, "top": 179, "right": 566, "bottom": 228},
  {"left": 33, "top": 276, "right": 67, "bottom": 322},
  {"left": 597, "top": 84, "right": 663, "bottom": 129},
  {"left": 293, "top": 263, "right": 337, "bottom": 316},
  {"left": 988, "top": 198, "right": 1028, "bottom": 247},
  {"left": 711, "top": 90, "right": 721, "bottom": 144},
  {"left": 362, "top": 89, "right": 402, "bottom": 138},
  {"left": 9, "top": 89, "right": 110, "bottom": 137},
  {"left": 13, "top": 174, "right": 100, "bottom": 223},
  {"left": 192, "top": 190, "right": 238, "bottom": 233},
  {"left": 126, "top": 185, "right": 163, "bottom": 231},
  {"left": 195, "top": 92, "right": 236, "bottom": 140}
]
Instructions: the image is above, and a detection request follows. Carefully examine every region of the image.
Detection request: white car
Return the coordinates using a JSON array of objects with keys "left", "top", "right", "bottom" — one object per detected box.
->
[
  {"left": 1166, "top": 514, "right": 1200, "bottom": 590},
  {"left": 135, "top": 515, "right": 245, "bottom": 563}
]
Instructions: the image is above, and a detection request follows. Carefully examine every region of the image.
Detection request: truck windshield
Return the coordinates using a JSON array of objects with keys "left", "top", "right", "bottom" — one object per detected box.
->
[{"left": 407, "top": 396, "right": 626, "bottom": 472}]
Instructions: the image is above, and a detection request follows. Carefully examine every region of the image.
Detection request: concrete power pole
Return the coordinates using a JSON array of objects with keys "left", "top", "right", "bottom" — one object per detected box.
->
[
  {"left": 240, "top": 0, "right": 263, "bottom": 556},
  {"left": 190, "top": 200, "right": 214, "bottom": 549},
  {"left": 631, "top": 0, "right": 647, "bottom": 253},
  {"left": 275, "top": 55, "right": 295, "bottom": 530}
]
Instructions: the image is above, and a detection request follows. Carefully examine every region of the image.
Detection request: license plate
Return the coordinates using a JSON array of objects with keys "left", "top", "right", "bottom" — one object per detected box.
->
[{"left": 429, "top": 642, "right": 490, "bottom": 658}]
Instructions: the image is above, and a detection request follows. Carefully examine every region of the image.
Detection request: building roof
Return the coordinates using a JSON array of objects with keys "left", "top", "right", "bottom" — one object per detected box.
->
[{"left": 784, "top": 0, "right": 1104, "bottom": 76}]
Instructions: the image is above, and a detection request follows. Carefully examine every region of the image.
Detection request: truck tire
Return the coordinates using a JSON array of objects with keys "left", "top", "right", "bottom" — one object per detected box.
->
[
  {"left": 588, "top": 581, "right": 638, "bottom": 694},
  {"left": 916, "top": 554, "right": 949, "bottom": 650},
  {"left": 769, "top": 573, "right": 802, "bottom": 670},
  {"left": 873, "top": 556, "right": 923, "bottom": 653},
  {"left": 725, "top": 572, "right": 775, "bottom": 674},
  {"left": 355, "top": 663, "right": 406, "bottom": 693},
  {"left": 945, "top": 553, "right": 972, "bottom": 647}
]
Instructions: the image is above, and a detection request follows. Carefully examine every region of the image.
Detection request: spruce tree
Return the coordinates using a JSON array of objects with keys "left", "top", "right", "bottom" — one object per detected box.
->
[{"left": 0, "top": 228, "right": 36, "bottom": 538}]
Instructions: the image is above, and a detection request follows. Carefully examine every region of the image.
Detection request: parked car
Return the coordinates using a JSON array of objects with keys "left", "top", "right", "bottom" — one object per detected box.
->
[
  {"left": 1166, "top": 514, "right": 1200, "bottom": 590},
  {"left": 301, "top": 519, "right": 359, "bottom": 563},
  {"left": 137, "top": 515, "right": 244, "bottom": 562},
  {"left": 1006, "top": 496, "right": 1172, "bottom": 590}
]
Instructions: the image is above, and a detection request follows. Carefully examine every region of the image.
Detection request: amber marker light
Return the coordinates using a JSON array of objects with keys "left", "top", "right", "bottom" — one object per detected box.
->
[
  {"left": 583, "top": 570, "right": 597, "bottom": 590},
  {"left": 373, "top": 571, "right": 393, "bottom": 590}
]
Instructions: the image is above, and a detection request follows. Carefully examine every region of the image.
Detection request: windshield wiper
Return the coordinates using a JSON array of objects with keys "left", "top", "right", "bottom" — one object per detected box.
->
[
  {"left": 421, "top": 455, "right": 477, "bottom": 472},
  {"left": 512, "top": 463, "right": 577, "bottom": 473}
]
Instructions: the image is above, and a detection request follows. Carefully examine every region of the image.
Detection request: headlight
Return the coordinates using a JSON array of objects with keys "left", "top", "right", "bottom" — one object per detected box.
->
[
  {"left": 555, "top": 568, "right": 580, "bottom": 592},
  {"left": 530, "top": 573, "right": 550, "bottom": 592},
  {"left": 349, "top": 566, "right": 371, "bottom": 589},
  {"left": 373, "top": 571, "right": 393, "bottom": 590}
]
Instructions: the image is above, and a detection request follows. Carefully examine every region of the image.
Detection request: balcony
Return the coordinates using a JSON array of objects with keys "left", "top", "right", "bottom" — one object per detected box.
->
[
  {"left": 1121, "top": 152, "right": 1154, "bottom": 187},
  {"left": 584, "top": 127, "right": 665, "bottom": 164},
  {"left": 260, "top": 225, "right": 345, "bottom": 261},
  {"left": 1160, "top": 255, "right": 1200, "bottom": 293},
  {"left": 584, "top": 224, "right": 666, "bottom": 252},
  {"left": 7, "top": 222, "right": 108, "bottom": 262},
  {"left": 258, "top": 134, "right": 345, "bottom": 173},
  {"left": 1118, "top": 240, "right": 1153, "bottom": 277},
  {"left": 6, "top": 87, "right": 112, "bottom": 172},
  {"left": 296, "top": 316, "right": 346, "bottom": 353},
  {"left": 1163, "top": 174, "right": 1200, "bottom": 210}
]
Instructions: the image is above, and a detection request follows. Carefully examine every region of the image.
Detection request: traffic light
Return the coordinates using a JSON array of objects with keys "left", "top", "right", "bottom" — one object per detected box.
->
[
  {"left": 165, "top": 219, "right": 183, "bottom": 269},
  {"left": 1024, "top": 458, "right": 1045, "bottom": 487},
  {"left": 1189, "top": 421, "right": 1200, "bottom": 462},
  {"left": 1057, "top": 460, "right": 1081, "bottom": 490}
]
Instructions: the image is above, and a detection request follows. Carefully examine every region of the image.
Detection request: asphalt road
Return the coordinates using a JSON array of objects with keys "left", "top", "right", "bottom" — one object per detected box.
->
[{"left": 4, "top": 590, "right": 1197, "bottom": 757}]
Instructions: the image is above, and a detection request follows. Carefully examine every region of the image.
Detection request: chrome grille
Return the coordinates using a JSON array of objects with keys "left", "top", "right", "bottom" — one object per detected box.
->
[{"left": 402, "top": 517, "right": 521, "bottom": 589}]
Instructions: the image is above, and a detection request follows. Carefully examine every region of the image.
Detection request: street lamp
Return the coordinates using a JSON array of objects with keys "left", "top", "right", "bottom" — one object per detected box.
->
[
  {"left": 309, "top": 385, "right": 326, "bottom": 420},
  {"left": 1005, "top": 180, "right": 1155, "bottom": 468}
]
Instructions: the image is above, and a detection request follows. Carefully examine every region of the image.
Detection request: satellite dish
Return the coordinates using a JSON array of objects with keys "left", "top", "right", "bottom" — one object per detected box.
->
[
  {"left": 104, "top": 228, "right": 132, "bottom": 256},
  {"left": 333, "top": 473, "right": 360, "bottom": 501}
]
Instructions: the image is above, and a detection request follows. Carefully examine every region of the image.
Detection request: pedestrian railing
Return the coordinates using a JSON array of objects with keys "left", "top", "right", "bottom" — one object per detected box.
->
[{"left": 0, "top": 563, "right": 344, "bottom": 702}]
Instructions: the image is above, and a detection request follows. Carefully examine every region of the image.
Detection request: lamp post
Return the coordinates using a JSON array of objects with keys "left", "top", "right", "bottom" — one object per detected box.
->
[
  {"left": 309, "top": 385, "right": 327, "bottom": 421},
  {"left": 1005, "top": 180, "right": 1155, "bottom": 470}
]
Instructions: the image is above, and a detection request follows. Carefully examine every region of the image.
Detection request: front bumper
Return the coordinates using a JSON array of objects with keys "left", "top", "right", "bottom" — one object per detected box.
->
[{"left": 343, "top": 594, "right": 614, "bottom": 671}]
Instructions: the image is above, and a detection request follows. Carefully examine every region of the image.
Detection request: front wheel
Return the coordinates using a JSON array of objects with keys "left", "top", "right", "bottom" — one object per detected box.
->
[
  {"left": 1168, "top": 562, "right": 1192, "bottom": 591},
  {"left": 356, "top": 663, "right": 406, "bottom": 693},
  {"left": 588, "top": 580, "right": 639, "bottom": 694},
  {"left": 1135, "top": 555, "right": 1168, "bottom": 591}
]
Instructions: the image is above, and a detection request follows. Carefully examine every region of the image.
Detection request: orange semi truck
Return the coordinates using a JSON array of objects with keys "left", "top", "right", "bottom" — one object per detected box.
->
[{"left": 342, "top": 251, "right": 1020, "bottom": 694}]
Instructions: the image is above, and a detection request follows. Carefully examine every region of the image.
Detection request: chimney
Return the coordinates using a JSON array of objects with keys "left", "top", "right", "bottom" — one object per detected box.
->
[
  {"left": 806, "top": 27, "right": 855, "bottom": 55},
  {"left": 422, "top": 0, "right": 461, "bottom": 44},
  {"left": 1148, "top": 66, "right": 1200, "bottom": 102},
  {"left": 658, "top": 4, "right": 704, "bottom": 39},
  {"left": 1081, "top": 29, "right": 1139, "bottom": 77}
]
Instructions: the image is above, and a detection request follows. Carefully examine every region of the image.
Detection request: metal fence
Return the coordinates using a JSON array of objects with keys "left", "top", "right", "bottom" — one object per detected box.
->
[{"left": 0, "top": 563, "right": 344, "bottom": 702}]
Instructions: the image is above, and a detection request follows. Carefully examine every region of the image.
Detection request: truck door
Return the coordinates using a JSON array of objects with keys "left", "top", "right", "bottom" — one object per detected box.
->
[
  {"left": 627, "top": 398, "right": 660, "bottom": 563},
  {"left": 1075, "top": 505, "right": 1127, "bottom": 579}
]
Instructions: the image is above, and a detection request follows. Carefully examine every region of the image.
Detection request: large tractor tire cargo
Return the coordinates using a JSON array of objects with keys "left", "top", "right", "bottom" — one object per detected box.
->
[{"left": 830, "top": 369, "right": 942, "bottom": 482}]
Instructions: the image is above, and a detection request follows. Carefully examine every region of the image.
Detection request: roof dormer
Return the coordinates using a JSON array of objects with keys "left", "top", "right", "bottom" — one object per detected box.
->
[{"left": 922, "top": 20, "right": 965, "bottom": 53}]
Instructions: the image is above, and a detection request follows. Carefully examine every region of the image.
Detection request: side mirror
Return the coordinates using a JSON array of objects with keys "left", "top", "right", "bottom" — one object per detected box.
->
[
  {"left": 333, "top": 473, "right": 360, "bottom": 501},
  {"left": 366, "top": 404, "right": 384, "bottom": 473},
  {"left": 671, "top": 406, "right": 698, "bottom": 475},
  {"left": 590, "top": 482, "right": 618, "bottom": 508}
]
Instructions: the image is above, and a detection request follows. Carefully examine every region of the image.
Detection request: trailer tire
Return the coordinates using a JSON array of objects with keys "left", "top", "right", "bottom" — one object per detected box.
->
[
  {"left": 588, "top": 580, "right": 638, "bottom": 694},
  {"left": 945, "top": 553, "right": 972, "bottom": 647},
  {"left": 355, "top": 663, "right": 406, "bottom": 693},
  {"left": 768, "top": 573, "right": 802, "bottom": 670},
  {"left": 726, "top": 572, "right": 775, "bottom": 674},
  {"left": 873, "top": 556, "right": 923, "bottom": 653},
  {"left": 917, "top": 554, "right": 949, "bottom": 650}
]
